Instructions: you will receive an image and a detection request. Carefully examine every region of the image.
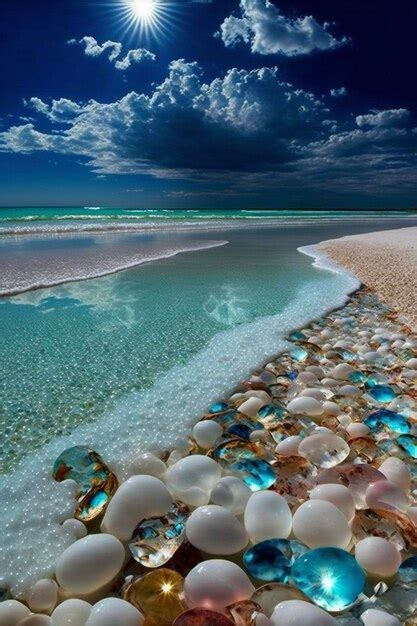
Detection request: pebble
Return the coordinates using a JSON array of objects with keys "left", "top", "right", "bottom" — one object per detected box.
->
[
  {"left": 184, "top": 560, "right": 255, "bottom": 613},
  {"left": 128, "top": 453, "right": 167, "bottom": 478},
  {"left": 192, "top": 421, "right": 223, "bottom": 450},
  {"left": 287, "top": 397, "right": 323, "bottom": 417},
  {"left": 238, "top": 397, "right": 266, "bottom": 418},
  {"left": 331, "top": 364, "right": 355, "bottom": 380},
  {"left": 19, "top": 616, "right": 53, "bottom": 625},
  {"left": 27, "top": 579, "right": 58, "bottom": 614},
  {"left": 365, "top": 480, "right": 409, "bottom": 512},
  {"left": 270, "top": 600, "right": 336, "bottom": 625},
  {"left": 275, "top": 436, "right": 302, "bottom": 457},
  {"left": 51, "top": 599, "right": 92, "bottom": 626},
  {"left": 101, "top": 475, "right": 173, "bottom": 541},
  {"left": 185, "top": 505, "right": 248, "bottom": 555},
  {"left": 55, "top": 534, "right": 125, "bottom": 595},
  {"left": 61, "top": 519, "right": 88, "bottom": 540},
  {"left": 244, "top": 491, "right": 292, "bottom": 542},
  {"left": 378, "top": 457, "right": 411, "bottom": 492},
  {"left": 347, "top": 423, "right": 371, "bottom": 438},
  {"left": 210, "top": 477, "right": 252, "bottom": 515},
  {"left": 0, "top": 600, "right": 30, "bottom": 625},
  {"left": 166, "top": 456, "right": 221, "bottom": 506},
  {"left": 309, "top": 484, "right": 356, "bottom": 521},
  {"left": 85, "top": 598, "right": 144, "bottom": 626},
  {"left": 355, "top": 537, "right": 402, "bottom": 578},
  {"left": 292, "top": 500, "right": 352, "bottom": 548},
  {"left": 298, "top": 433, "right": 350, "bottom": 468},
  {"left": 360, "top": 609, "right": 402, "bottom": 626}
]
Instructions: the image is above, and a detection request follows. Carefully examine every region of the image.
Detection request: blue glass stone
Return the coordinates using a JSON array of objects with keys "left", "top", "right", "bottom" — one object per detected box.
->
[
  {"left": 258, "top": 405, "right": 286, "bottom": 419},
  {"left": 213, "top": 410, "right": 238, "bottom": 429},
  {"left": 365, "top": 376, "right": 378, "bottom": 390},
  {"left": 364, "top": 409, "right": 410, "bottom": 434},
  {"left": 369, "top": 385, "right": 396, "bottom": 403},
  {"left": 348, "top": 371, "right": 367, "bottom": 384},
  {"left": 231, "top": 458, "right": 277, "bottom": 491},
  {"left": 397, "top": 434, "right": 417, "bottom": 458},
  {"left": 289, "top": 331, "right": 307, "bottom": 342},
  {"left": 291, "top": 548, "right": 366, "bottom": 612},
  {"left": 290, "top": 346, "right": 308, "bottom": 362},
  {"left": 288, "top": 371, "right": 298, "bottom": 381},
  {"left": 398, "top": 556, "right": 417, "bottom": 585},
  {"left": 244, "top": 539, "right": 308, "bottom": 583},
  {"left": 209, "top": 402, "right": 229, "bottom": 414},
  {"left": 228, "top": 420, "right": 264, "bottom": 441}
]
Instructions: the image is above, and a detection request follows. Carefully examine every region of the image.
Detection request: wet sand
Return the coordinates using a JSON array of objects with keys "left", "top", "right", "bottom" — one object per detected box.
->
[{"left": 321, "top": 226, "right": 417, "bottom": 331}]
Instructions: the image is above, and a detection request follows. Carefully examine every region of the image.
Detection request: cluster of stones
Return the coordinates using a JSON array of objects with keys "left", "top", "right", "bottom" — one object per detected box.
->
[{"left": 1, "top": 289, "right": 416, "bottom": 626}]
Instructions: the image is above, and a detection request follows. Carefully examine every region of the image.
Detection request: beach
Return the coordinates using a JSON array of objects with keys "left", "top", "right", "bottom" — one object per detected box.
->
[
  {"left": 322, "top": 227, "right": 417, "bottom": 331},
  {"left": 0, "top": 218, "right": 416, "bottom": 625}
]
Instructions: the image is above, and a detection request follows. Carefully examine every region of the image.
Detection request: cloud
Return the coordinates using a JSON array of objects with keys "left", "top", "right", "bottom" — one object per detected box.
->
[
  {"left": 356, "top": 108, "right": 410, "bottom": 128},
  {"left": 217, "top": 0, "right": 348, "bottom": 56},
  {"left": 0, "top": 61, "right": 416, "bottom": 198},
  {"left": 68, "top": 36, "right": 155, "bottom": 70},
  {"left": 330, "top": 87, "right": 347, "bottom": 97}
]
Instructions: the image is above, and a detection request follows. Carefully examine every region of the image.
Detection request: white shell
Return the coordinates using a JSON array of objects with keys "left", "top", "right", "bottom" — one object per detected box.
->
[
  {"left": 165, "top": 455, "right": 221, "bottom": 506},
  {"left": 86, "top": 598, "right": 144, "bottom": 626},
  {"left": 28, "top": 579, "right": 58, "bottom": 614},
  {"left": 193, "top": 421, "right": 223, "bottom": 450},
  {"left": 275, "top": 436, "right": 302, "bottom": 457},
  {"left": 292, "top": 500, "right": 352, "bottom": 549},
  {"left": 238, "top": 397, "right": 266, "bottom": 418},
  {"left": 360, "top": 608, "right": 402, "bottom": 626},
  {"left": 0, "top": 600, "right": 30, "bottom": 626},
  {"left": 128, "top": 453, "right": 167, "bottom": 478},
  {"left": 271, "top": 600, "right": 336, "bottom": 625},
  {"left": 51, "top": 600, "right": 92, "bottom": 626},
  {"left": 55, "top": 534, "right": 125, "bottom": 595},
  {"left": 101, "top": 475, "right": 173, "bottom": 541},
  {"left": 184, "top": 559, "right": 255, "bottom": 613},
  {"left": 355, "top": 537, "right": 401, "bottom": 577},
  {"left": 365, "top": 480, "right": 409, "bottom": 512},
  {"left": 244, "top": 491, "right": 292, "bottom": 542},
  {"left": 186, "top": 505, "right": 248, "bottom": 555},
  {"left": 287, "top": 397, "right": 323, "bottom": 417},
  {"left": 210, "top": 477, "right": 252, "bottom": 515},
  {"left": 309, "top": 484, "right": 355, "bottom": 521},
  {"left": 378, "top": 457, "right": 411, "bottom": 492}
]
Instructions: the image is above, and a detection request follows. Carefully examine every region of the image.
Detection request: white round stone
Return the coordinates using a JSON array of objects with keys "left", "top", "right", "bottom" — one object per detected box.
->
[
  {"left": 19, "top": 617, "right": 53, "bottom": 625},
  {"left": 62, "top": 519, "right": 87, "bottom": 540},
  {"left": 405, "top": 358, "right": 417, "bottom": 369},
  {"left": 365, "top": 480, "right": 409, "bottom": 512},
  {"left": 322, "top": 401, "right": 341, "bottom": 417},
  {"left": 193, "top": 421, "right": 223, "bottom": 450},
  {"left": 184, "top": 560, "right": 255, "bottom": 613},
  {"left": 297, "top": 372, "right": 320, "bottom": 385},
  {"left": 128, "top": 453, "right": 167, "bottom": 478},
  {"left": 0, "top": 600, "right": 30, "bottom": 626},
  {"left": 347, "top": 423, "right": 371, "bottom": 439},
  {"left": 51, "top": 599, "right": 92, "bottom": 626},
  {"left": 186, "top": 505, "right": 248, "bottom": 555},
  {"left": 355, "top": 537, "right": 401, "bottom": 577},
  {"left": 306, "top": 366, "right": 325, "bottom": 379},
  {"left": 244, "top": 491, "right": 292, "bottom": 542},
  {"left": 238, "top": 397, "right": 266, "bottom": 418},
  {"left": 331, "top": 364, "right": 355, "bottom": 380},
  {"left": 166, "top": 455, "right": 221, "bottom": 506},
  {"left": 28, "top": 579, "right": 58, "bottom": 614},
  {"left": 86, "top": 599, "right": 144, "bottom": 626},
  {"left": 287, "top": 397, "right": 323, "bottom": 417},
  {"left": 378, "top": 457, "right": 411, "bottom": 492},
  {"left": 210, "top": 477, "right": 252, "bottom": 515},
  {"left": 270, "top": 600, "right": 336, "bottom": 625},
  {"left": 298, "top": 433, "right": 350, "bottom": 468},
  {"left": 299, "top": 389, "right": 326, "bottom": 401},
  {"left": 292, "top": 500, "right": 352, "bottom": 549},
  {"left": 55, "top": 534, "right": 125, "bottom": 595},
  {"left": 101, "top": 475, "right": 173, "bottom": 541},
  {"left": 275, "top": 436, "right": 302, "bottom": 457},
  {"left": 360, "top": 608, "right": 401, "bottom": 626},
  {"left": 338, "top": 385, "right": 361, "bottom": 397},
  {"left": 309, "top": 484, "right": 355, "bottom": 521}
]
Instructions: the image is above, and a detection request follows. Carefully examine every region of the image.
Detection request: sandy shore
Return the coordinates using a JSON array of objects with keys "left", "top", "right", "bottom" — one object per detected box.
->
[{"left": 321, "top": 226, "right": 417, "bottom": 331}]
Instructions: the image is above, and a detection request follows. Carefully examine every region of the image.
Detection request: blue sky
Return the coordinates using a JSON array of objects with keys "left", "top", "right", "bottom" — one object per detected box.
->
[{"left": 0, "top": 0, "right": 416, "bottom": 208}]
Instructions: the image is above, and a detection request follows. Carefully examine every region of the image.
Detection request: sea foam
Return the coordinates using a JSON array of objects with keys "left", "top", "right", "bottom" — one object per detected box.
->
[{"left": 0, "top": 246, "right": 359, "bottom": 597}]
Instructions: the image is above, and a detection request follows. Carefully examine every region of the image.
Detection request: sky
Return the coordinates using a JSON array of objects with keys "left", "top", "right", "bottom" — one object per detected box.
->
[{"left": 0, "top": 0, "right": 416, "bottom": 209}]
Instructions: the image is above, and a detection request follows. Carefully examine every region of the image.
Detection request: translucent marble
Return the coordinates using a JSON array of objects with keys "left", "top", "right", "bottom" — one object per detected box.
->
[
  {"left": 212, "top": 440, "right": 276, "bottom": 490},
  {"left": 298, "top": 434, "right": 350, "bottom": 468},
  {"left": 251, "top": 584, "right": 309, "bottom": 618},
  {"left": 369, "top": 386, "right": 396, "bottom": 403},
  {"left": 291, "top": 548, "right": 366, "bottom": 611},
  {"left": 244, "top": 539, "right": 308, "bottom": 583},
  {"left": 123, "top": 569, "right": 185, "bottom": 624},
  {"left": 364, "top": 410, "right": 410, "bottom": 435},
  {"left": 129, "top": 503, "right": 189, "bottom": 568},
  {"left": 398, "top": 556, "right": 417, "bottom": 586}
]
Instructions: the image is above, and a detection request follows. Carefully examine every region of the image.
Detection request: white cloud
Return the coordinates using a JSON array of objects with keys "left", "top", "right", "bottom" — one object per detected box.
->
[
  {"left": 68, "top": 36, "right": 155, "bottom": 70},
  {"left": 217, "top": 0, "right": 348, "bottom": 56},
  {"left": 356, "top": 108, "right": 410, "bottom": 128},
  {"left": 330, "top": 87, "right": 347, "bottom": 97}
]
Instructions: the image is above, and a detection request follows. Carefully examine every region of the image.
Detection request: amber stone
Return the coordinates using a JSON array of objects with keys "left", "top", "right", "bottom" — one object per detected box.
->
[{"left": 123, "top": 568, "right": 186, "bottom": 625}]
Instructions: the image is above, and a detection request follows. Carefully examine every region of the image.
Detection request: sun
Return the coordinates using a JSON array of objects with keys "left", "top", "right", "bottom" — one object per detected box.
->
[
  {"left": 113, "top": 0, "right": 178, "bottom": 42},
  {"left": 132, "top": 0, "right": 156, "bottom": 23}
]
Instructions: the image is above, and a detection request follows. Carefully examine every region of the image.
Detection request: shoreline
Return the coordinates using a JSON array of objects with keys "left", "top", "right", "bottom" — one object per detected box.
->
[{"left": 1, "top": 228, "right": 416, "bottom": 624}]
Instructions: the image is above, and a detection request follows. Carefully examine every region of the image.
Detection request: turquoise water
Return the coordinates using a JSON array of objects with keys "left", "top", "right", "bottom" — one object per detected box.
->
[{"left": 1, "top": 214, "right": 416, "bottom": 473}]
